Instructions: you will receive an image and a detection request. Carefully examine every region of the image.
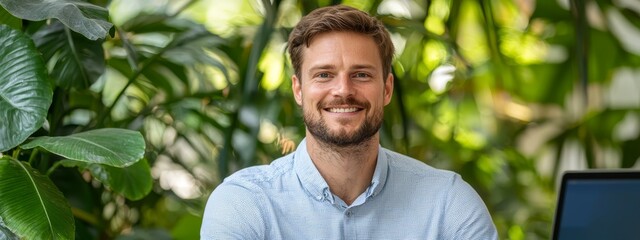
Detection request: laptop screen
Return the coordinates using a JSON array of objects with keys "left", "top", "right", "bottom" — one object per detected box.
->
[{"left": 552, "top": 171, "right": 640, "bottom": 240}]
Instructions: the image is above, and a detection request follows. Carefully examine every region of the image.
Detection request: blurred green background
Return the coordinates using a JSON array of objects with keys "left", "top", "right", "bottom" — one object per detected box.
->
[{"left": 3, "top": 0, "right": 640, "bottom": 239}]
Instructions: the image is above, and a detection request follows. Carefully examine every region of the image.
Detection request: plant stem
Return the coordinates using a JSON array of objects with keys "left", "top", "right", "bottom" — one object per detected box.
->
[
  {"left": 28, "top": 148, "right": 39, "bottom": 165},
  {"left": 95, "top": 44, "right": 165, "bottom": 127},
  {"left": 46, "top": 160, "right": 65, "bottom": 176},
  {"left": 12, "top": 148, "right": 20, "bottom": 159},
  {"left": 71, "top": 207, "right": 99, "bottom": 226}
]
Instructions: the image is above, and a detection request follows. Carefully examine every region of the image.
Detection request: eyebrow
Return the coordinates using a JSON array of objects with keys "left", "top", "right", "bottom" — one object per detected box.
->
[
  {"left": 351, "top": 64, "right": 376, "bottom": 71},
  {"left": 308, "top": 64, "right": 376, "bottom": 72},
  {"left": 308, "top": 64, "right": 336, "bottom": 73}
]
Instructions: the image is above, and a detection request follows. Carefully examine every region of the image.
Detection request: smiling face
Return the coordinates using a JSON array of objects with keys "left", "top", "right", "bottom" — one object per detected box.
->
[{"left": 292, "top": 31, "right": 393, "bottom": 147}]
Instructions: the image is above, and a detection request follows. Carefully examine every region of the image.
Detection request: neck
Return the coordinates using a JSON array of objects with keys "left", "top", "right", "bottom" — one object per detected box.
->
[{"left": 306, "top": 133, "right": 379, "bottom": 206}]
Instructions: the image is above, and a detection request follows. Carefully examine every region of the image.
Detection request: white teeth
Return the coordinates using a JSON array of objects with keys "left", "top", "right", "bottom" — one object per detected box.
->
[{"left": 328, "top": 108, "right": 358, "bottom": 113}]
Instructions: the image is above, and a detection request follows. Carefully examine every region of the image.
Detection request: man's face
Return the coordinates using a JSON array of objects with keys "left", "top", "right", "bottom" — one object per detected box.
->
[{"left": 292, "top": 31, "right": 393, "bottom": 147}]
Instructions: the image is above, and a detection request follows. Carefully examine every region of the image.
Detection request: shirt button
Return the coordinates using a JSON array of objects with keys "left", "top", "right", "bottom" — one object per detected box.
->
[
  {"left": 345, "top": 211, "right": 352, "bottom": 217},
  {"left": 316, "top": 195, "right": 323, "bottom": 200}
]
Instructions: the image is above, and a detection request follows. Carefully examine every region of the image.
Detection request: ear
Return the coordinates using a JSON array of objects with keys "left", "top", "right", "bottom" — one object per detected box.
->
[
  {"left": 383, "top": 73, "right": 393, "bottom": 106},
  {"left": 292, "top": 75, "right": 303, "bottom": 106}
]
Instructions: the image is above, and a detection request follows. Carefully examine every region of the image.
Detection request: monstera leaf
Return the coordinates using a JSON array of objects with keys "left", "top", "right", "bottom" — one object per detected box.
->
[
  {"left": 33, "top": 21, "right": 106, "bottom": 89},
  {"left": 21, "top": 128, "right": 145, "bottom": 168},
  {"left": 0, "top": 157, "right": 74, "bottom": 239},
  {"left": 0, "top": 0, "right": 112, "bottom": 40},
  {"left": 61, "top": 159, "right": 152, "bottom": 200},
  {"left": 0, "top": 25, "right": 52, "bottom": 152}
]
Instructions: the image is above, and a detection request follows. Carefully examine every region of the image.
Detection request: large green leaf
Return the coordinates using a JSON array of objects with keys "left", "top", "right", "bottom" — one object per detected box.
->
[
  {"left": 120, "top": 13, "right": 191, "bottom": 34},
  {"left": 62, "top": 159, "right": 152, "bottom": 200},
  {"left": 33, "top": 21, "right": 105, "bottom": 89},
  {"left": 0, "top": 157, "right": 74, "bottom": 239},
  {"left": 0, "top": 5, "right": 20, "bottom": 30},
  {"left": 0, "top": 25, "right": 52, "bottom": 152},
  {"left": 21, "top": 128, "right": 145, "bottom": 167},
  {"left": 0, "top": 0, "right": 112, "bottom": 40}
]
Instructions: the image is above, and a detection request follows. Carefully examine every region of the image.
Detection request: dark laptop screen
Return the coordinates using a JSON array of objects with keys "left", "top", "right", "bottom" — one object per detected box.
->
[{"left": 554, "top": 172, "right": 640, "bottom": 240}]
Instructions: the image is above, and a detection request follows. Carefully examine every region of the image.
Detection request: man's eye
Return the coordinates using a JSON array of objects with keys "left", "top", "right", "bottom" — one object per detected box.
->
[
  {"left": 354, "top": 72, "right": 369, "bottom": 78},
  {"left": 318, "top": 73, "right": 330, "bottom": 78}
]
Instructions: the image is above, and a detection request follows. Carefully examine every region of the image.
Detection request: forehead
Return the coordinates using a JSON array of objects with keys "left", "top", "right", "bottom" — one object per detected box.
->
[{"left": 302, "top": 31, "right": 382, "bottom": 71}]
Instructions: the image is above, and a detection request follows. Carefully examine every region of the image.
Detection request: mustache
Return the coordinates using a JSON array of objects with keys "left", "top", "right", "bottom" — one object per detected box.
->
[{"left": 318, "top": 97, "right": 370, "bottom": 110}]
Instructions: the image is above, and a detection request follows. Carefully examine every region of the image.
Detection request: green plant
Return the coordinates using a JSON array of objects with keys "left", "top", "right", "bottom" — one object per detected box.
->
[
  {"left": 1, "top": 0, "right": 235, "bottom": 237},
  {"left": 3, "top": 0, "right": 639, "bottom": 238},
  {"left": 0, "top": 0, "right": 149, "bottom": 239}
]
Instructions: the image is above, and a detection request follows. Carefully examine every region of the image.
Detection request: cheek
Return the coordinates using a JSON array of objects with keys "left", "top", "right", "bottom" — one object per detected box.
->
[{"left": 301, "top": 86, "right": 325, "bottom": 101}]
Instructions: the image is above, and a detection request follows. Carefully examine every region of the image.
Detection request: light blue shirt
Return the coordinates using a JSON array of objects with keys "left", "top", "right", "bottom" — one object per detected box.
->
[{"left": 201, "top": 139, "right": 498, "bottom": 239}]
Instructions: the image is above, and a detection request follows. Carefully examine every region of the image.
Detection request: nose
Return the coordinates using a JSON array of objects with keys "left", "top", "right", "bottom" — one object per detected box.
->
[{"left": 332, "top": 73, "right": 355, "bottom": 97}]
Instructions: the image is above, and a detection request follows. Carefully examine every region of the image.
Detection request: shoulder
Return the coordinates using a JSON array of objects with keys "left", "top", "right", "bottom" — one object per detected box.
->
[
  {"left": 200, "top": 153, "right": 295, "bottom": 239},
  {"left": 383, "top": 148, "right": 458, "bottom": 183},
  {"left": 382, "top": 148, "right": 497, "bottom": 239},
  {"left": 381, "top": 147, "right": 487, "bottom": 207},
  {"left": 202, "top": 153, "right": 294, "bottom": 216},
  {"left": 441, "top": 176, "right": 498, "bottom": 239},
  {"left": 222, "top": 153, "right": 295, "bottom": 188},
  {"left": 381, "top": 148, "right": 471, "bottom": 206}
]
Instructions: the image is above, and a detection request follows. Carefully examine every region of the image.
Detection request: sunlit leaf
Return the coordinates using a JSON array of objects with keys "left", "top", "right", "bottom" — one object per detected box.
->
[
  {"left": 120, "top": 13, "right": 190, "bottom": 33},
  {"left": 0, "top": 157, "right": 74, "bottom": 239},
  {"left": 515, "top": 63, "right": 573, "bottom": 104},
  {"left": 0, "top": 25, "right": 51, "bottom": 152},
  {"left": 21, "top": 128, "right": 145, "bottom": 167},
  {"left": 0, "top": 0, "right": 112, "bottom": 40},
  {"left": 33, "top": 21, "right": 105, "bottom": 89}
]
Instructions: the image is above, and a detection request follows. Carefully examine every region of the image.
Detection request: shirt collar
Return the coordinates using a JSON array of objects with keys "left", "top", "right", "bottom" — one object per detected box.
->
[
  {"left": 293, "top": 138, "right": 389, "bottom": 202},
  {"left": 294, "top": 139, "right": 330, "bottom": 202},
  {"left": 368, "top": 146, "right": 389, "bottom": 198}
]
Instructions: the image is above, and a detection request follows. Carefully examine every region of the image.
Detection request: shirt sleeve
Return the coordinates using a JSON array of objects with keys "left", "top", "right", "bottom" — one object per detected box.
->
[
  {"left": 200, "top": 179, "right": 267, "bottom": 240},
  {"left": 442, "top": 174, "right": 499, "bottom": 240}
]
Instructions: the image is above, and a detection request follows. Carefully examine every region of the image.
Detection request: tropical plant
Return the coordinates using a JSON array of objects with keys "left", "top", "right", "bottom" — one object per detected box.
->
[
  {"left": 1, "top": 0, "right": 240, "bottom": 237},
  {"left": 0, "top": 0, "right": 148, "bottom": 239},
  {"left": 2, "top": 0, "right": 640, "bottom": 239}
]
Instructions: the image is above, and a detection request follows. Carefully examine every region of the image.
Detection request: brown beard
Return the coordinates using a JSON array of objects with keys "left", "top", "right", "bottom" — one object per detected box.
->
[{"left": 303, "top": 96, "right": 382, "bottom": 147}]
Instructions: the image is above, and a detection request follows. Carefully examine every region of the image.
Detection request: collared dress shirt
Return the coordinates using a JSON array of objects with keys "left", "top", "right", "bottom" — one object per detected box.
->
[{"left": 201, "top": 139, "right": 498, "bottom": 239}]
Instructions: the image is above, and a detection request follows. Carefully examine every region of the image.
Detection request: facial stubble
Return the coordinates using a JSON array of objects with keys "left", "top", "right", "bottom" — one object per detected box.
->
[{"left": 302, "top": 96, "right": 383, "bottom": 147}]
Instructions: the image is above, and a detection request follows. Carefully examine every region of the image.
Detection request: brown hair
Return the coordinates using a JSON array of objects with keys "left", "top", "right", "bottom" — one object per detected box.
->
[{"left": 287, "top": 5, "right": 395, "bottom": 80}]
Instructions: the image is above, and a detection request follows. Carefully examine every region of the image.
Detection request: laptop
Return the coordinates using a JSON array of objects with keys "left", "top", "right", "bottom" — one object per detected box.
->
[{"left": 551, "top": 170, "right": 640, "bottom": 240}]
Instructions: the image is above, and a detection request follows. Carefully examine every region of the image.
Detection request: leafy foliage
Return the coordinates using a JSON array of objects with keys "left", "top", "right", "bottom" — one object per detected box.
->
[
  {"left": 0, "top": 0, "right": 112, "bottom": 40},
  {"left": 61, "top": 159, "right": 152, "bottom": 200},
  {"left": 1, "top": 0, "right": 640, "bottom": 239},
  {"left": 0, "top": 157, "right": 74, "bottom": 240},
  {"left": 33, "top": 21, "right": 106, "bottom": 89},
  {"left": 22, "top": 128, "right": 145, "bottom": 167},
  {"left": 0, "top": 5, "right": 19, "bottom": 29},
  {"left": 0, "top": 0, "right": 148, "bottom": 238},
  {"left": 0, "top": 25, "right": 51, "bottom": 152}
]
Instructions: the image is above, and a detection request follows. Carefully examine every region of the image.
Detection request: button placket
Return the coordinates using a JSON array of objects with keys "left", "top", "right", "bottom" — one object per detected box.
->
[{"left": 343, "top": 208, "right": 356, "bottom": 239}]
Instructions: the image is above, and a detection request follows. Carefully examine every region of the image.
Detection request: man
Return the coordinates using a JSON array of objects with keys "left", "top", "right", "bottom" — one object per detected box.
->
[{"left": 201, "top": 5, "right": 498, "bottom": 239}]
